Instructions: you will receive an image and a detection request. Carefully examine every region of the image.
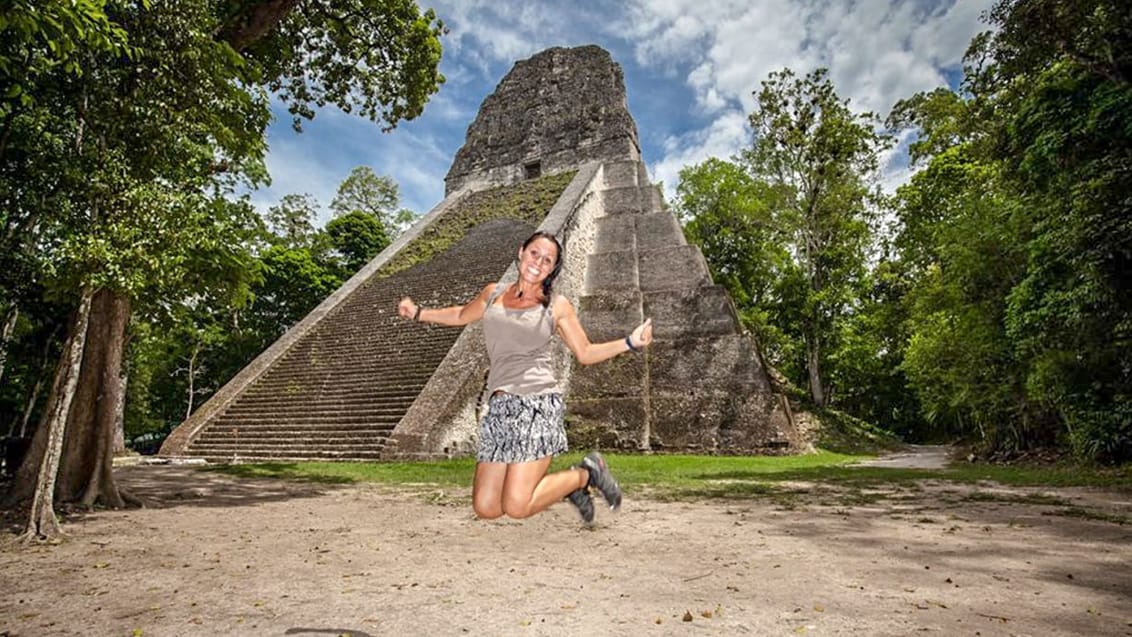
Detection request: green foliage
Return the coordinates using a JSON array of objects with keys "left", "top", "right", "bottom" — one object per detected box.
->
[
  {"left": 265, "top": 193, "right": 319, "bottom": 247},
  {"left": 228, "top": 0, "right": 446, "bottom": 131},
  {"left": 883, "top": 0, "right": 1131, "bottom": 462},
  {"left": 331, "top": 166, "right": 402, "bottom": 225},
  {"left": 741, "top": 68, "right": 890, "bottom": 407},
  {"left": 828, "top": 260, "right": 921, "bottom": 436},
  {"left": 325, "top": 210, "right": 390, "bottom": 274},
  {"left": 0, "top": 0, "right": 132, "bottom": 116},
  {"left": 810, "top": 407, "right": 905, "bottom": 455}
]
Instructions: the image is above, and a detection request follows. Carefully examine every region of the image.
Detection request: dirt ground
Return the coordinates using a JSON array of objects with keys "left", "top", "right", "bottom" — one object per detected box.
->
[{"left": 1, "top": 454, "right": 1130, "bottom": 637}]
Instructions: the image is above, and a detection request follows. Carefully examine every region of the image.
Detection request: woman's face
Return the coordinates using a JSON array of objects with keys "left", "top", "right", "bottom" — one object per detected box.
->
[{"left": 517, "top": 237, "right": 559, "bottom": 285}]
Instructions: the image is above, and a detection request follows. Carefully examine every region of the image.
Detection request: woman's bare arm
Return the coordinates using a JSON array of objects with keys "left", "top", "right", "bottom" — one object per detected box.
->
[
  {"left": 553, "top": 295, "right": 653, "bottom": 365},
  {"left": 399, "top": 284, "right": 495, "bottom": 326}
]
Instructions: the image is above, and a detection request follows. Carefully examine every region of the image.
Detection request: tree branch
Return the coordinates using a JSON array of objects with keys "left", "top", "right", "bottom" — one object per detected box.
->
[{"left": 215, "top": 0, "right": 301, "bottom": 52}]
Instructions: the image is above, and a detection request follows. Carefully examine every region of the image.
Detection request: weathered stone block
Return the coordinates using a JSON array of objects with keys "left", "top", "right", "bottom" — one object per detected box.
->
[
  {"left": 585, "top": 250, "right": 638, "bottom": 292},
  {"left": 567, "top": 398, "right": 647, "bottom": 450},
  {"left": 603, "top": 161, "right": 641, "bottom": 188},
  {"left": 568, "top": 353, "right": 646, "bottom": 400},
  {"left": 601, "top": 186, "right": 645, "bottom": 215},
  {"left": 578, "top": 292, "right": 643, "bottom": 342},
  {"left": 649, "top": 390, "right": 793, "bottom": 453},
  {"left": 647, "top": 335, "right": 773, "bottom": 394},
  {"left": 593, "top": 215, "right": 637, "bottom": 253},
  {"left": 634, "top": 212, "right": 685, "bottom": 251},
  {"left": 637, "top": 245, "right": 711, "bottom": 292},
  {"left": 642, "top": 185, "right": 665, "bottom": 214},
  {"left": 642, "top": 286, "right": 739, "bottom": 339}
]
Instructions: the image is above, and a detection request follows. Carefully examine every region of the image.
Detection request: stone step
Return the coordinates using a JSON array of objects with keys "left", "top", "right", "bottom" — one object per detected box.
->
[
  {"left": 576, "top": 291, "right": 644, "bottom": 342},
  {"left": 199, "top": 423, "right": 398, "bottom": 438},
  {"left": 602, "top": 160, "right": 650, "bottom": 189},
  {"left": 223, "top": 399, "right": 418, "bottom": 414},
  {"left": 214, "top": 411, "right": 406, "bottom": 424},
  {"left": 641, "top": 286, "right": 740, "bottom": 339},
  {"left": 284, "top": 338, "right": 458, "bottom": 354},
  {"left": 223, "top": 398, "right": 416, "bottom": 414},
  {"left": 585, "top": 250, "right": 639, "bottom": 293},
  {"left": 189, "top": 436, "right": 389, "bottom": 450},
  {"left": 194, "top": 432, "right": 393, "bottom": 444},
  {"left": 238, "top": 384, "right": 422, "bottom": 398},
  {"left": 243, "top": 382, "right": 426, "bottom": 396},
  {"left": 250, "top": 369, "right": 434, "bottom": 386},
  {"left": 184, "top": 448, "right": 388, "bottom": 462},
  {"left": 637, "top": 245, "right": 711, "bottom": 292}
]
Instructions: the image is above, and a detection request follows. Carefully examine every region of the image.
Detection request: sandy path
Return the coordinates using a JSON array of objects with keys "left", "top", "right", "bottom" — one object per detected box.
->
[{"left": 1, "top": 464, "right": 1130, "bottom": 636}]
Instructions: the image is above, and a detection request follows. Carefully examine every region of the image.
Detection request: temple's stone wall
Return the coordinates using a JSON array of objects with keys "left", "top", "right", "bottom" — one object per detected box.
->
[{"left": 445, "top": 45, "right": 640, "bottom": 196}]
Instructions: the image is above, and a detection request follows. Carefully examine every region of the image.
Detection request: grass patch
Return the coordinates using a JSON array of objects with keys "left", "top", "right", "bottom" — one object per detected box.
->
[
  {"left": 207, "top": 450, "right": 1132, "bottom": 501},
  {"left": 374, "top": 171, "right": 575, "bottom": 278}
]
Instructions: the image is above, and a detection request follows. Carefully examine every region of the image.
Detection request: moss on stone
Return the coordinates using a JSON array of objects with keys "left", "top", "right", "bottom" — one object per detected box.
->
[{"left": 375, "top": 171, "right": 576, "bottom": 279}]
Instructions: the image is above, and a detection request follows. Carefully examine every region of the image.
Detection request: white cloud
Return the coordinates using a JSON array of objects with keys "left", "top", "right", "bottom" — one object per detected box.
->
[
  {"left": 626, "top": 0, "right": 995, "bottom": 192},
  {"left": 649, "top": 109, "right": 749, "bottom": 197}
]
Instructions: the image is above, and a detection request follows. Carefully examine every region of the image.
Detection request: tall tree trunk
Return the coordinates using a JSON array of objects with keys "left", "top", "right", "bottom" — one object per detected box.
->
[
  {"left": 0, "top": 304, "right": 17, "bottom": 385},
  {"left": 5, "top": 288, "right": 137, "bottom": 512},
  {"left": 807, "top": 334, "right": 826, "bottom": 407},
  {"left": 57, "top": 288, "right": 132, "bottom": 508},
  {"left": 15, "top": 288, "right": 94, "bottom": 541},
  {"left": 185, "top": 340, "right": 200, "bottom": 420},
  {"left": 113, "top": 370, "right": 128, "bottom": 456},
  {"left": 14, "top": 324, "right": 61, "bottom": 438},
  {"left": 17, "top": 375, "right": 45, "bottom": 438}
]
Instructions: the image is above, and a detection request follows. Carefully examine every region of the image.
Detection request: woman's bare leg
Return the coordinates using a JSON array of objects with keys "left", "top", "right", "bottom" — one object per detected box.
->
[
  {"left": 472, "top": 462, "right": 507, "bottom": 519},
  {"left": 500, "top": 457, "right": 589, "bottom": 519}
]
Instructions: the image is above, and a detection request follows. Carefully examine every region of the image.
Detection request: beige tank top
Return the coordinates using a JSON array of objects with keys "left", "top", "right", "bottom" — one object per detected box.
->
[{"left": 482, "top": 286, "right": 559, "bottom": 395}]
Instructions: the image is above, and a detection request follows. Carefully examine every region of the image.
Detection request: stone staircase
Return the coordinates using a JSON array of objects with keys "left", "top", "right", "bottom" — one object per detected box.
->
[{"left": 179, "top": 218, "right": 537, "bottom": 462}]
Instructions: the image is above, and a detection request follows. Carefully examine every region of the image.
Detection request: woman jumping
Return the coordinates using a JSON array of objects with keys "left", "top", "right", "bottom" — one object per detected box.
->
[{"left": 398, "top": 231, "right": 653, "bottom": 523}]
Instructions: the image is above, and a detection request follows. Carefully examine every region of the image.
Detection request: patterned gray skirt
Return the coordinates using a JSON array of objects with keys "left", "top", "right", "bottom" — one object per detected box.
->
[{"left": 477, "top": 392, "right": 568, "bottom": 463}]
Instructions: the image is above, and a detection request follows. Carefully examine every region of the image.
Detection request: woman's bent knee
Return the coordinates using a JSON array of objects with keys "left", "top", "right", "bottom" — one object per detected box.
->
[
  {"left": 473, "top": 502, "right": 504, "bottom": 519},
  {"left": 501, "top": 500, "right": 534, "bottom": 519}
]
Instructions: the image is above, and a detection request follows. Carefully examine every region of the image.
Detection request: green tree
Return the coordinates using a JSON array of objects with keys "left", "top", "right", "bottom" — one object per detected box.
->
[
  {"left": 884, "top": 0, "right": 1131, "bottom": 461},
  {"left": 741, "top": 68, "right": 889, "bottom": 407},
  {"left": 980, "top": 0, "right": 1132, "bottom": 461},
  {"left": 325, "top": 210, "right": 390, "bottom": 274},
  {"left": 1, "top": 0, "right": 446, "bottom": 539},
  {"left": 266, "top": 193, "right": 319, "bottom": 247},
  {"left": 330, "top": 165, "right": 416, "bottom": 236}
]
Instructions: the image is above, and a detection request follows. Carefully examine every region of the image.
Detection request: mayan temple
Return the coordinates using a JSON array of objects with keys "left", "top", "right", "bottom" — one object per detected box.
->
[{"left": 160, "top": 45, "right": 803, "bottom": 462}]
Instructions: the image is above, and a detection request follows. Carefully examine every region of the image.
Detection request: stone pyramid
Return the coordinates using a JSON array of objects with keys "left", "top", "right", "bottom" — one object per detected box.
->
[{"left": 160, "top": 45, "right": 802, "bottom": 461}]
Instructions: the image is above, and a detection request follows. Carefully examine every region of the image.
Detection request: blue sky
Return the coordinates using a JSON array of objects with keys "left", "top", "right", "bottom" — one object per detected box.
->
[{"left": 250, "top": 0, "right": 994, "bottom": 226}]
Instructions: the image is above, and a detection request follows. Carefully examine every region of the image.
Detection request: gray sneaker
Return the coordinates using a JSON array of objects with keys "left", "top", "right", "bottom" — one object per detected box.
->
[
  {"left": 566, "top": 488, "right": 594, "bottom": 524},
  {"left": 581, "top": 451, "right": 622, "bottom": 510}
]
